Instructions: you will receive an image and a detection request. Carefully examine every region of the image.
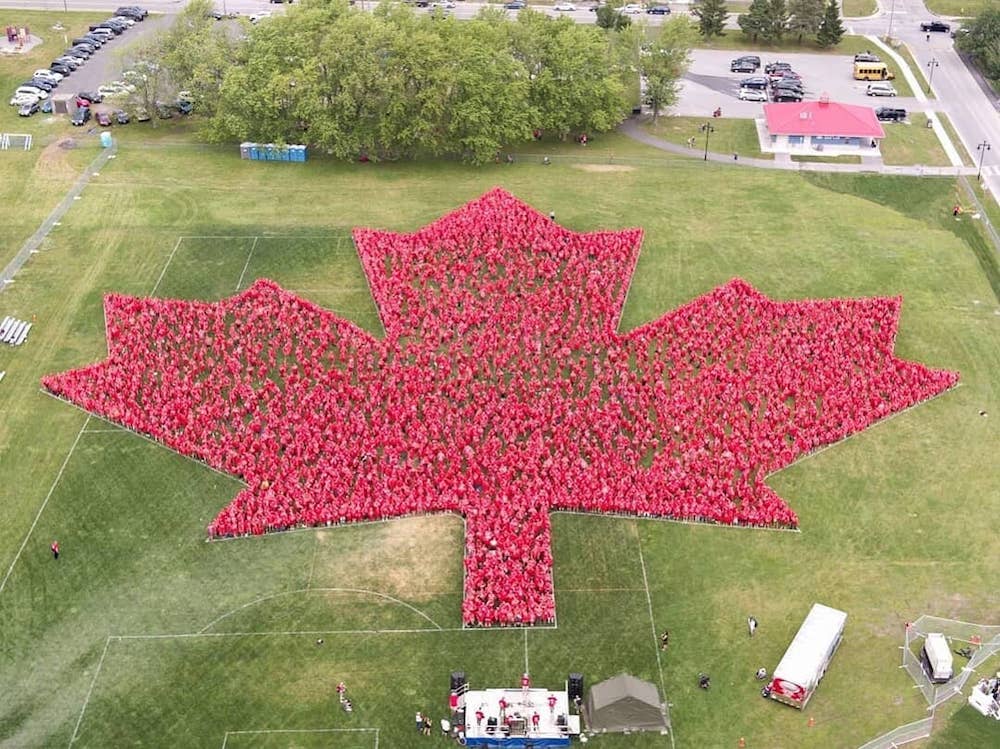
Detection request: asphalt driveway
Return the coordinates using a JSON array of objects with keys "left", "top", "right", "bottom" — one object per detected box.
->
[{"left": 674, "top": 49, "right": 924, "bottom": 119}]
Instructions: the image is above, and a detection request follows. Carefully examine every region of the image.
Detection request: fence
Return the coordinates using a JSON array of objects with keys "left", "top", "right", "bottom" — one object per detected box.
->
[
  {"left": 0, "top": 133, "right": 32, "bottom": 150},
  {"left": 904, "top": 615, "right": 1000, "bottom": 709},
  {"left": 856, "top": 717, "right": 933, "bottom": 749}
]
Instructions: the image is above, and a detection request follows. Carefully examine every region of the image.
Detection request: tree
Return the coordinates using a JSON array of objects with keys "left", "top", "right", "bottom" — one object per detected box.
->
[
  {"left": 641, "top": 16, "right": 696, "bottom": 124},
  {"left": 787, "top": 0, "right": 824, "bottom": 43},
  {"left": 596, "top": 4, "right": 631, "bottom": 30},
  {"left": 761, "top": 0, "right": 790, "bottom": 42},
  {"left": 118, "top": 42, "right": 170, "bottom": 127},
  {"left": 693, "top": 0, "right": 729, "bottom": 39},
  {"left": 957, "top": 8, "right": 1000, "bottom": 81},
  {"left": 738, "top": 0, "right": 769, "bottom": 42},
  {"left": 816, "top": 0, "right": 845, "bottom": 47}
]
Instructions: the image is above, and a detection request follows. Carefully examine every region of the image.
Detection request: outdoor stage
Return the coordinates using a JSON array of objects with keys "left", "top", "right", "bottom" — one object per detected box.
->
[{"left": 462, "top": 687, "right": 580, "bottom": 748}]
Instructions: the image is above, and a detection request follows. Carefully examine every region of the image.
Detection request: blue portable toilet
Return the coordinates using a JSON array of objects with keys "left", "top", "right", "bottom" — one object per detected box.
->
[
  {"left": 249, "top": 143, "right": 260, "bottom": 160},
  {"left": 265, "top": 144, "right": 276, "bottom": 161},
  {"left": 240, "top": 142, "right": 252, "bottom": 160},
  {"left": 300, "top": 145, "right": 308, "bottom": 162},
  {"left": 294, "top": 145, "right": 306, "bottom": 162},
  {"left": 100, "top": 131, "right": 112, "bottom": 148},
  {"left": 280, "top": 145, "right": 290, "bottom": 161}
]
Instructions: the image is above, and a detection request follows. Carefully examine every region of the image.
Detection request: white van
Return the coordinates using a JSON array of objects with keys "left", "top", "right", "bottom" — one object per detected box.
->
[{"left": 922, "top": 633, "right": 954, "bottom": 683}]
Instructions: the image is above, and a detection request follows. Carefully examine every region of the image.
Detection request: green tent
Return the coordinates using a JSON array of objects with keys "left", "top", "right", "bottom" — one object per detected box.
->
[{"left": 583, "top": 673, "right": 670, "bottom": 734}]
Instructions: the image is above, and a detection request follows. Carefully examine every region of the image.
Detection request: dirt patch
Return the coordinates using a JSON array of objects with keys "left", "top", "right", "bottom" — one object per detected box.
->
[
  {"left": 570, "top": 164, "right": 636, "bottom": 173},
  {"left": 312, "top": 514, "right": 463, "bottom": 600},
  {"left": 34, "top": 138, "right": 80, "bottom": 182}
]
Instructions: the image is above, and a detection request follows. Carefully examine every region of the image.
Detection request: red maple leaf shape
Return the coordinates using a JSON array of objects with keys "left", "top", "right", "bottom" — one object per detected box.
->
[{"left": 43, "top": 189, "right": 958, "bottom": 626}]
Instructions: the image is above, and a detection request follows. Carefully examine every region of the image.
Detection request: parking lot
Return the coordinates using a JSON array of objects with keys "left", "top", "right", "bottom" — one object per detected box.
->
[{"left": 674, "top": 49, "right": 924, "bottom": 119}]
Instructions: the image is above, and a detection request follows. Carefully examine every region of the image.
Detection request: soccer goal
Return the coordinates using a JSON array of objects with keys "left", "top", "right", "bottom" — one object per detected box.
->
[{"left": 0, "top": 133, "right": 33, "bottom": 151}]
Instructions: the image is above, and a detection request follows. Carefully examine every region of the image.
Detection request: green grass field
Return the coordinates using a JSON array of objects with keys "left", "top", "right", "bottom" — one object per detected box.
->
[
  {"left": 0, "top": 124, "right": 998, "bottom": 749},
  {"left": 640, "top": 116, "right": 771, "bottom": 159},
  {"left": 880, "top": 113, "right": 952, "bottom": 166},
  {"left": 842, "top": 0, "right": 877, "bottom": 16},
  {"left": 924, "top": 0, "right": 987, "bottom": 16}
]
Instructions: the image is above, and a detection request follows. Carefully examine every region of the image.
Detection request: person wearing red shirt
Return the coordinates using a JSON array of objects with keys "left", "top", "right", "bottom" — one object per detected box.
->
[{"left": 50, "top": 541, "right": 59, "bottom": 560}]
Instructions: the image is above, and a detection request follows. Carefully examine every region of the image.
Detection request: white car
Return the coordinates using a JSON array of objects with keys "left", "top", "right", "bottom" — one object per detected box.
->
[
  {"left": 10, "top": 93, "right": 39, "bottom": 107},
  {"left": 98, "top": 84, "right": 127, "bottom": 98},
  {"left": 249, "top": 11, "right": 272, "bottom": 22},
  {"left": 431, "top": 0, "right": 456, "bottom": 7},
  {"left": 866, "top": 82, "right": 897, "bottom": 97},
  {"left": 112, "top": 16, "right": 136, "bottom": 26},
  {"left": 14, "top": 85, "right": 48, "bottom": 100},
  {"left": 554, "top": 2, "right": 577, "bottom": 9},
  {"left": 34, "top": 69, "right": 63, "bottom": 83},
  {"left": 621, "top": 3, "right": 644, "bottom": 13},
  {"left": 738, "top": 87, "right": 768, "bottom": 101}
]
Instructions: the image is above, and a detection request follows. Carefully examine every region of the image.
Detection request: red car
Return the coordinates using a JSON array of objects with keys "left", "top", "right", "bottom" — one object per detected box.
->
[
  {"left": 95, "top": 111, "right": 112, "bottom": 126},
  {"left": 75, "top": 96, "right": 91, "bottom": 108}
]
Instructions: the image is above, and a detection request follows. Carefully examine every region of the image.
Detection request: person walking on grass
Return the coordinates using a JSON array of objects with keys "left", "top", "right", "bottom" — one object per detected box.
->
[{"left": 50, "top": 540, "right": 59, "bottom": 560}]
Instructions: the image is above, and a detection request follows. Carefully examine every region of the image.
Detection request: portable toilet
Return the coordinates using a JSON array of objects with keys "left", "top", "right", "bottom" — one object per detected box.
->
[
  {"left": 280, "top": 145, "right": 291, "bottom": 161},
  {"left": 922, "top": 633, "right": 954, "bottom": 683},
  {"left": 265, "top": 144, "right": 276, "bottom": 161},
  {"left": 300, "top": 145, "right": 308, "bottom": 162},
  {"left": 249, "top": 143, "right": 261, "bottom": 160},
  {"left": 240, "top": 142, "right": 252, "bottom": 159}
]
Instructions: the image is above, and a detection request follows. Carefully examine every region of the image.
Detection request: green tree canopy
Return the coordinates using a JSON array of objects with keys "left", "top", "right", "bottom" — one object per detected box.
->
[
  {"left": 816, "top": 0, "right": 845, "bottom": 47},
  {"left": 788, "top": 0, "right": 824, "bottom": 43},
  {"left": 957, "top": 8, "right": 1000, "bottom": 81},
  {"left": 692, "top": 0, "right": 728, "bottom": 39},
  {"left": 738, "top": 0, "right": 769, "bottom": 42},
  {"left": 640, "top": 17, "right": 696, "bottom": 124}
]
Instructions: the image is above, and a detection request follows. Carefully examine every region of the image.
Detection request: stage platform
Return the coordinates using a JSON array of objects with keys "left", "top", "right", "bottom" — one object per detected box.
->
[{"left": 461, "top": 687, "right": 579, "bottom": 747}]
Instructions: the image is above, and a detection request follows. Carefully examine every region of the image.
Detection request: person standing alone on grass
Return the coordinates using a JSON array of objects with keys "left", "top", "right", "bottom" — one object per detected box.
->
[{"left": 50, "top": 540, "right": 59, "bottom": 560}]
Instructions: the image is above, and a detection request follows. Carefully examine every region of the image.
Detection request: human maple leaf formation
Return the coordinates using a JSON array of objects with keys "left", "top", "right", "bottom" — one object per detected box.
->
[{"left": 44, "top": 188, "right": 958, "bottom": 626}]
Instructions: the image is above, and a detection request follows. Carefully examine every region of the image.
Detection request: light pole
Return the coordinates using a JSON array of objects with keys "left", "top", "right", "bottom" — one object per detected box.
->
[
  {"left": 977, "top": 141, "right": 991, "bottom": 181},
  {"left": 887, "top": 0, "right": 896, "bottom": 39},
  {"left": 700, "top": 122, "right": 715, "bottom": 162},
  {"left": 926, "top": 58, "right": 939, "bottom": 95}
]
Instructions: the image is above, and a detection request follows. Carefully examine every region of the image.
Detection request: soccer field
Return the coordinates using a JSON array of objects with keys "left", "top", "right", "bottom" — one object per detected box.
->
[{"left": 0, "top": 142, "right": 998, "bottom": 748}]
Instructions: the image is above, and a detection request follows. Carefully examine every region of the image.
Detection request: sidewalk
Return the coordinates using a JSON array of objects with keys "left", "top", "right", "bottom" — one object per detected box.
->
[{"left": 618, "top": 118, "right": 976, "bottom": 176}]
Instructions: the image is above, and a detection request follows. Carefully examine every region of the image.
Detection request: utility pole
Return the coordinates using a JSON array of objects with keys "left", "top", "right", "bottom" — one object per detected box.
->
[
  {"left": 977, "top": 141, "right": 991, "bottom": 181},
  {"left": 700, "top": 122, "right": 715, "bottom": 162},
  {"left": 926, "top": 58, "right": 939, "bottom": 95}
]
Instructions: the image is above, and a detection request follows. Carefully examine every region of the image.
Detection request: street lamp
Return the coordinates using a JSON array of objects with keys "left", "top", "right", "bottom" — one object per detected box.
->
[
  {"left": 977, "top": 140, "right": 991, "bottom": 181},
  {"left": 926, "top": 58, "right": 939, "bottom": 95},
  {"left": 887, "top": 0, "right": 896, "bottom": 39},
  {"left": 700, "top": 122, "right": 715, "bottom": 162}
]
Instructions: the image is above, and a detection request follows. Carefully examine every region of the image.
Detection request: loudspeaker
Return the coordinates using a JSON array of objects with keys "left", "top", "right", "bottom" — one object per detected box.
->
[
  {"left": 451, "top": 671, "right": 467, "bottom": 692},
  {"left": 568, "top": 673, "right": 584, "bottom": 702}
]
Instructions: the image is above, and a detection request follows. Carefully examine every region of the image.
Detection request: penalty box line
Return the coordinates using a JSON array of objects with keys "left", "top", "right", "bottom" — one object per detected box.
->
[{"left": 222, "top": 728, "right": 379, "bottom": 749}]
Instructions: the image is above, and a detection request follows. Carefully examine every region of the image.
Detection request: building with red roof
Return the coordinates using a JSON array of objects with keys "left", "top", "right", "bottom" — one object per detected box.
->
[{"left": 759, "top": 99, "right": 886, "bottom": 157}]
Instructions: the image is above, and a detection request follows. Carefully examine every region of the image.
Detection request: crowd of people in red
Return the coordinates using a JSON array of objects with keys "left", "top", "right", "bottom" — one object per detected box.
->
[{"left": 44, "top": 188, "right": 958, "bottom": 627}]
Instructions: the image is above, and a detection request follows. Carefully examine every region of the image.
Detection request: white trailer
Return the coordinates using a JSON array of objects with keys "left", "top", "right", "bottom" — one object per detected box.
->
[{"left": 767, "top": 603, "right": 847, "bottom": 709}]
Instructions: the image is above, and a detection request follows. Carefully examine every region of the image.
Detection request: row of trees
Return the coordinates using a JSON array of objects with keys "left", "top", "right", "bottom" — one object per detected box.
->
[
  {"left": 956, "top": 8, "right": 1000, "bottom": 83},
  {"left": 692, "top": 0, "right": 844, "bottom": 47},
  {"left": 142, "top": 0, "right": 693, "bottom": 163}
]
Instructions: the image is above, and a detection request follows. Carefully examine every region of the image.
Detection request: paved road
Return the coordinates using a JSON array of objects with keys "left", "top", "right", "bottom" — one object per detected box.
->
[{"left": 849, "top": 0, "right": 1000, "bottom": 191}]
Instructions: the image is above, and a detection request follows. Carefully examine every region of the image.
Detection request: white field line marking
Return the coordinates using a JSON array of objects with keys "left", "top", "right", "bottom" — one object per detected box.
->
[
  {"left": 197, "top": 587, "right": 443, "bottom": 634},
  {"left": 115, "top": 624, "right": 558, "bottom": 640},
  {"left": 222, "top": 728, "right": 379, "bottom": 749},
  {"left": 234, "top": 236, "right": 259, "bottom": 292},
  {"left": 0, "top": 415, "right": 89, "bottom": 596},
  {"left": 179, "top": 235, "right": 349, "bottom": 240},
  {"left": 150, "top": 236, "right": 184, "bottom": 296},
  {"left": 635, "top": 527, "right": 667, "bottom": 709},
  {"left": 69, "top": 635, "right": 111, "bottom": 746},
  {"left": 81, "top": 428, "right": 126, "bottom": 434}
]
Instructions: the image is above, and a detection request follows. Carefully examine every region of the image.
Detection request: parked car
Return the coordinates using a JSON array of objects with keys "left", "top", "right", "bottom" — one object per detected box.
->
[
  {"left": 15, "top": 85, "right": 48, "bottom": 99},
  {"left": 115, "top": 7, "right": 148, "bottom": 20},
  {"left": 765, "top": 61, "right": 792, "bottom": 74},
  {"left": 41, "top": 99, "right": 53, "bottom": 113},
  {"left": 646, "top": 5, "right": 671, "bottom": 13},
  {"left": 112, "top": 15, "right": 136, "bottom": 26},
  {"left": 854, "top": 52, "right": 880, "bottom": 63},
  {"left": 77, "top": 91, "right": 104, "bottom": 104},
  {"left": 87, "top": 27, "right": 115, "bottom": 39},
  {"left": 738, "top": 88, "right": 768, "bottom": 102},
  {"left": 10, "top": 93, "right": 39, "bottom": 107},
  {"left": 60, "top": 53, "right": 88, "bottom": 65},
  {"left": 621, "top": 3, "right": 644, "bottom": 13},
  {"left": 72, "top": 36, "right": 101, "bottom": 48},
  {"left": 95, "top": 110, "right": 113, "bottom": 126},
  {"left": 75, "top": 96, "right": 92, "bottom": 108},
  {"left": 503, "top": 1, "right": 526, "bottom": 8},
  {"left": 50, "top": 63, "right": 73, "bottom": 76},
  {"left": 35, "top": 69, "right": 64, "bottom": 82},
  {"left": 70, "top": 107, "right": 92, "bottom": 126},
  {"left": 65, "top": 47, "right": 91, "bottom": 59},
  {"left": 772, "top": 88, "right": 802, "bottom": 101},
  {"left": 920, "top": 21, "right": 950, "bottom": 33},
  {"left": 731, "top": 58, "right": 758, "bottom": 73},
  {"left": 740, "top": 76, "right": 769, "bottom": 90},
  {"left": 430, "top": 0, "right": 456, "bottom": 7},
  {"left": 25, "top": 78, "right": 55, "bottom": 92},
  {"left": 875, "top": 107, "right": 907, "bottom": 122},
  {"left": 135, "top": 108, "right": 150, "bottom": 122},
  {"left": 174, "top": 99, "right": 193, "bottom": 115},
  {"left": 98, "top": 84, "right": 127, "bottom": 98},
  {"left": 553, "top": 1, "right": 577, "bottom": 9},
  {"left": 18, "top": 100, "right": 40, "bottom": 117},
  {"left": 866, "top": 82, "right": 897, "bottom": 96},
  {"left": 249, "top": 11, "right": 272, "bottom": 22},
  {"left": 70, "top": 41, "right": 98, "bottom": 53},
  {"left": 115, "top": 109, "right": 131, "bottom": 124}
]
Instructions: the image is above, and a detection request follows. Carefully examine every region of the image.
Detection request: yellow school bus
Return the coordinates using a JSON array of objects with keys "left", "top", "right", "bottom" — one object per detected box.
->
[{"left": 853, "top": 62, "right": 895, "bottom": 81}]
